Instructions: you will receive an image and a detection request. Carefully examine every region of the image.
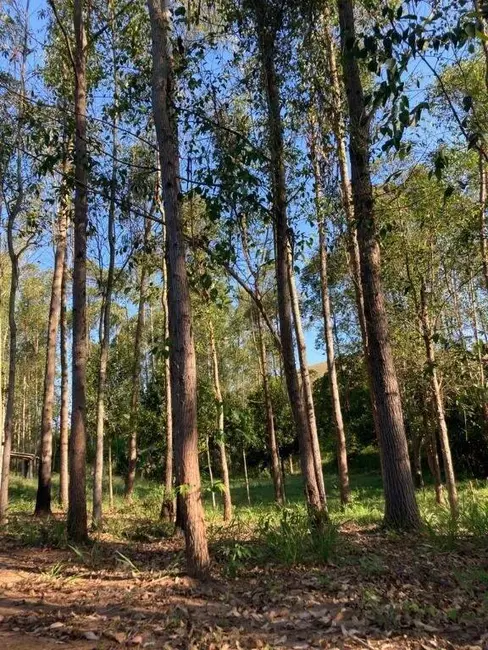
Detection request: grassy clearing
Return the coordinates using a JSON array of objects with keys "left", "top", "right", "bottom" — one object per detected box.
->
[{"left": 4, "top": 451, "right": 488, "bottom": 573}]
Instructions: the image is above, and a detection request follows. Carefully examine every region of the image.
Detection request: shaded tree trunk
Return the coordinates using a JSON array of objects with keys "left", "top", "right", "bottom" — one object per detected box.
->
[
  {"left": 67, "top": 0, "right": 89, "bottom": 543},
  {"left": 59, "top": 249, "right": 69, "bottom": 509},
  {"left": 125, "top": 218, "right": 150, "bottom": 499},
  {"left": 256, "top": 312, "right": 284, "bottom": 505},
  {"left": 209, "top": 321, "right": 232, "bottom": 522},
  {"left": 206, "top": 435, "right": 216, "bottom": 509},
  {"left": 252, "top": 3, "right": 324, "bottom": 517},
  {"left": 309, "top": 125, "right": 350, "bottom": 506},
  {"left": 147, "top": 0, "right": 209, "bottom": 577},
  {"left": 35, "top": 159, "right": 69, "bottom": 517},
  {"left": 242, "top": 447, "right": 251, "bottom": 505},
  {"left": 337, "top": 0, "right": 420, "bottom": 529}
]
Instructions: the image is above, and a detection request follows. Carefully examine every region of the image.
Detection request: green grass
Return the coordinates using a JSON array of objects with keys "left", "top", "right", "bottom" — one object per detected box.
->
[{"left": 4, "top": 456, "right": 488, "bottom": 567}]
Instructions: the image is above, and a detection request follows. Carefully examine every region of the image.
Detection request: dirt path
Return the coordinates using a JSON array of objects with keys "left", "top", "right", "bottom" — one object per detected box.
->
[{"left": 0, "top": 527, "right": 486, "bottom": 649}]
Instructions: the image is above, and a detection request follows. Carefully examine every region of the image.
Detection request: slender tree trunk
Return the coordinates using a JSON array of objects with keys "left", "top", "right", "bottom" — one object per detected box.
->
[
  {"left": 35, "top": 166, "right": 69, "bottom": 516},
  {"left": 125, "top": 219, "right": 150, "bottom": 499},
  {"left": 206, "top": 435, "right": 216, "bottom": 509},
  {"left": 256, "top": 313, "right": 284, "bottom": 504},
  {"left": 108, "top": 440, "right": 114, "bottom": 509},
  {"left": 419, "top": 282, "right": 458, "bottom": 517},
  {"left": 160, "top": 220, "right": 174, "bottom": 521},
  {"left": 0, "top": 220, "right": 20, "bottom": 523},
  {"left": 67, "top": 0, "right": 89, "bottom": 543},
  {"left": 424, "top": 404, "right": 444, "bottom": 506},
  {"left": 209, "top": 321, "right": 232, "bottom": 522},
  {"left": 147, "top": 0, "right": 209, "bottom": 577},
  {"left": 59, "top": 250, "right": 69, "bottom": 509},
  {"left": 288, "top": 255, "right": 327, "bottom": 507},
  {"left": 337, "top": 0, "right": 420, "bottom": 529},
  {"left": 92, "top": 60, "right": 118, "bottom": 527},
  {"left": 309, "top": 127, "right": 350, "bottom": 506},
  {"left": 253, "top": 4, "right": 324, "bottom": 517},
  {"left": 242, "top": 447, "right": 251, "bottom": 505},
  {"left": 411, "top": 425, "right": 424, "bottom": 490}
]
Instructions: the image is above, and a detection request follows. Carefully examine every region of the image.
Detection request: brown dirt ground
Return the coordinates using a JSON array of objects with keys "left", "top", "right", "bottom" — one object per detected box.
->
[{"left": 0, "top": 523, "right": 487, "bottom": 649}]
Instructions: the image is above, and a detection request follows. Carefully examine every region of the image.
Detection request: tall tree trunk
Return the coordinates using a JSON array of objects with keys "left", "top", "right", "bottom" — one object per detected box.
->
[
  {"left": 288, "top": 255, "right": 327, "bottom": 507},
  {"left": 0, "top": 214, "right": 20, "bottom": 523},
  {"left": 337, "top": 0, "right": 420, "bottom": 529},
  {"left": 35, "top": 161, "right": 69, "bottom": 517},
  {"left": 209, "top": 321, "right": 232, "bottom": 522},
  {"left": 92, "top": 55, "right": 118, "bottom": 527},
  {"left": 419, "top": 282, "right": 458, "bottom": 517},
  {"left": 108, "top": 439, "right": 114, "bottom": 509},
  {"left": 256, "top": 313, "right": 284, "bottom": 505},
  {"left": 68, "top": 0, "right": 89, "bottom": 543},
  {"left": 319, "top": 9, "right": 368, "bottom": 358},
  {"left": 309, "top": 126, "right": 350, "bottom": 506},
  {"left": 59, "top": 249, "right": 69, "bottom": 509},
  {"left": 124, "top": 218, "right": 150, "bottom": 499},
  {"left": 160, "top": 240, "right": 174, "bottom": 521},
  {"left": 253, "top": 4, "right": 324, "bottom": 517},
  {"left": 147, "top": 0, "right": 209, "bottom": 577}
]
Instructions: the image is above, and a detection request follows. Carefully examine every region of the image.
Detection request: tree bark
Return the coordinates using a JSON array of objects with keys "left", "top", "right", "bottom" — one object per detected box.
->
[
  {"left": 68, "top": 0, "right": 89, "bottom": 543},
  {"left": 209, "top": 321, "right": 232, "bottom": 522},
  {"left": 252, "top": 3, "right": 324, "bottom": 517},
  {"left": 0, "top": 209, "right": 21, "bottom": 523},
  {"left": 160, "top": 238, "right": 174, "bottom": 521},
  {"left": 59, "top": 248, "right": 69, "bottom": 509},
  {"left": 35, "top": 159, "right": 69, "bottom": 517},
  {"left": 424, "top": 403, "right": 444, "bottom": 505},
  {"left": 419, "top": 281, "right": 458, "bottom": 517},
  {"left": 309, "top": 128, "right": 350, "bottom": 506},
  {"left": 288, "top": 253, "right": 327, "bottom": 508},
  {"left": 92, "top": 66, "right": 118, "bottom": 526},
  {"left": 147, "top": 0, "right": 209, "bottom": 577},
  {"left": 256, "top": 313, "right": 284, "bottom": 505},
  {"left": 124, "top": 218, "right": 150, "bottom": 499},
  {"left": 337, "top": 0, "right": 420, "bottom": 529}
]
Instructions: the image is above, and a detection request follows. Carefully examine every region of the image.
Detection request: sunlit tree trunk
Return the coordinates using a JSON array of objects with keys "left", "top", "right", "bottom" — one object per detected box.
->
[
  {"left": 35, "top": 155, "right": 69, "bottom": 516},
  {"left": 309, "top": 125, "right": 350, "bottom": 506},
  {"left": 160, "top": 239, "right": 174, "bottom": 521},
  {"left": 147, "top": 0, "right": 209, "bottom": 577},
  {"left": 288, "top": 255, "right": 327, "bottom": 508},
  {"left": 256, "top": 313, "right": 284, "bottom": 505},
  {"left": 59, "top": 249, "right": 69, "bottom": 509},
  {"left": 252, "top": 3, "right": 324, "bottom": 517},
  {"left": 125, "top": 218, "right": 150, "bottom": 499},
  {"left": 92, "top": 43, "right": 118, "bottom": 525},
  {"left": 337, "top": 0, "right": 420, "bottom": 529},
  {"left": 67, "top": 0, "right": 89, "bottom": 543},
  {"left": 209, "top": 321, "right": 232, "bottom": 522},
  {"left": 419, "top": 281, "right": 458, "bottom": 517},
  {"left": 0, "top": 206, "right": 21, "bottom": 523}
]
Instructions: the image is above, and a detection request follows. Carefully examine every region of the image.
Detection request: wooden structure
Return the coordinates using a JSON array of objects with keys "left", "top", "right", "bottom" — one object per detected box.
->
[{"left": 10, "top": 452, "right": 38, "bottom": 479}]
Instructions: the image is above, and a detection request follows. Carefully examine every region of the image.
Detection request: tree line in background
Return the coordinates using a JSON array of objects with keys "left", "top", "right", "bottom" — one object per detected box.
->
[{"left": 1, "top": 0, "right": 488, "bottom": 575}]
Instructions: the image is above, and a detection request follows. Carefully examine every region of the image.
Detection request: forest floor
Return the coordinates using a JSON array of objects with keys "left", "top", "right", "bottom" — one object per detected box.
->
[{"left": 0, "top": 465, "right": 487, "bottom": 650}]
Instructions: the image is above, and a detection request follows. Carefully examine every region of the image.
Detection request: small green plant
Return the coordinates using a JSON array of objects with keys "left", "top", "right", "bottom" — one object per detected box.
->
[
  {"left": 257, "top": 506, "right": 338, "bottom": 566},
  {"left": 220, "top": 541, "right": 253, "bottom": 577}
]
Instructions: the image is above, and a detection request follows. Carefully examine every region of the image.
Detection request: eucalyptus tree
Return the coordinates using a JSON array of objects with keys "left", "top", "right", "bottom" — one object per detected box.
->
[
  {"left": 336, "top": 0, "right": 420, "bottom": 529},
  {"left": 147, "top": 0, "right": 210, "bottom": 577}
]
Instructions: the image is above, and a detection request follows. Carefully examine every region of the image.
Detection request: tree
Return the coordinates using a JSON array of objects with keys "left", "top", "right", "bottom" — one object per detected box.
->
[
  {"left": 336, "top": 0, "right": 420, "bottom": 529},
  {"left": 147, "top": 0, "right": 210, "bottom": 577}
]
